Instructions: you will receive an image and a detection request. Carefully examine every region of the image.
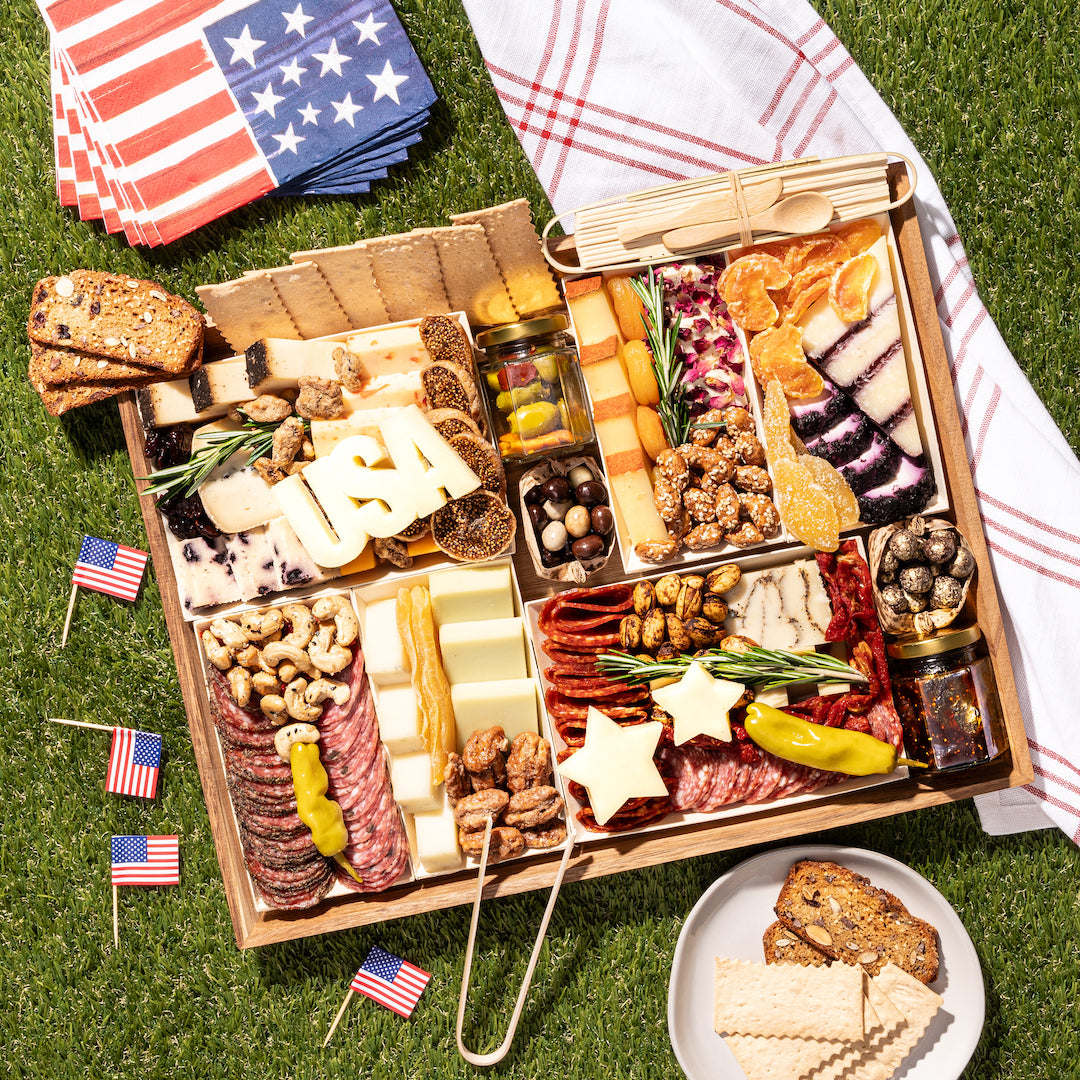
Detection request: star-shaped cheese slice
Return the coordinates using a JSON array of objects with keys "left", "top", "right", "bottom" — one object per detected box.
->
[
  {"left": 557, "top": 707, "right": 667, "bottom": 827},
  {"left": 650, "top": 661, "right": 743, "bottom": 745}
]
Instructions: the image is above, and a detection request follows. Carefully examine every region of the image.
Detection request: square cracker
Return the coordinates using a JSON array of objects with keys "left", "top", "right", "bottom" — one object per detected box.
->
[
  {"left": 363, "top": 231, "right": 451, "bottom": 322},
  {"left": 260, "top": 263, "right": 351, "bottom": 338},
  {"left": 290, "top": 242, "right": 390, "bottom": 329},
  {"left": 196, "top": 273, "right": 298, "bottom": 353},
  {"left": 427, "top": 224, "right": 517, "bottom": 327},
  {"left": 713, "top": 957, "right": 866, "bottom": 1041},
  {"left": 450, "top": 199, "right": 561, "bottom": 317}
]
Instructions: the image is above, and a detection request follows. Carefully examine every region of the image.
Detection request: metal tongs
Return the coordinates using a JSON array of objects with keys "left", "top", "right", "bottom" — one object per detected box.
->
[{"left": 456, "top": 819, "right": 576, "bottom": 1066}]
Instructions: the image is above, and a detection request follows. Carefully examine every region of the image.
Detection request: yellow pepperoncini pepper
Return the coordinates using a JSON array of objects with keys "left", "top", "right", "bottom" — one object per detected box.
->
[
  {"left": 290, "top": 741, "right": 362, "bottom": 883},
  {"left": 743, "top": 702, "right": 925, "bottom": 776}
]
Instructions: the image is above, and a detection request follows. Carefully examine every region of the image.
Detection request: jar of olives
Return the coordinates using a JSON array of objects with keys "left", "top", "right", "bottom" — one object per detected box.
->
[{"left": 475, "top": 316, "right": 594, "bottom": 461}]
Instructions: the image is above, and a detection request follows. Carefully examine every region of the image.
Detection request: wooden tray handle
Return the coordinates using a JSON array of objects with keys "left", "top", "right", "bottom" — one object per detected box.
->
[{"left": 456, "top": 820, "right": 576, "bottom": 1066}]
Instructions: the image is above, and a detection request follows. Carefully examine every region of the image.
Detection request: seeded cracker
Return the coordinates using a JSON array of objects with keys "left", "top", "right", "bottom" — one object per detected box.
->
[
  {"left": 261, "top": 262, "right": 351, "bottom": 338},
  {"left": 196, "top": 272, "right": 298, "bottom": 354},
  {"left": 290, "top": 242, "right": 391, "bottom": 329}
]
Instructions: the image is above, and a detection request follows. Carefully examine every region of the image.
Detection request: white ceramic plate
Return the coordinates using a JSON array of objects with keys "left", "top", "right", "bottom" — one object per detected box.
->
[{"left": 668, "top": 844, "right": 984, "bottom": 1080}]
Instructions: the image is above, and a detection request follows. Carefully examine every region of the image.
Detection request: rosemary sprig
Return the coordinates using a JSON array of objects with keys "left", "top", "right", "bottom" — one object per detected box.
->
[
  {"left": 142, "top": 418, "right": 298, "bottom": 502},
  {"left": 596, "top": 646, "right": 867, "bottom": 692},
  {"left": 628, "top": 267, "right": 690, "bottom": 449}
]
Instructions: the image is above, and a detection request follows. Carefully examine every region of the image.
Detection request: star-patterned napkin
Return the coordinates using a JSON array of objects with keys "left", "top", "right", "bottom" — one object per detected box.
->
[{"left": 38, "top": 0, "right": 435, "bottom": 245}]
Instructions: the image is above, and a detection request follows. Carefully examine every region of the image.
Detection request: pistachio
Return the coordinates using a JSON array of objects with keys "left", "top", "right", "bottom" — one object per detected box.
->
[
  {"left": 705, "top": 563, "right": 741, "bottom": 595},
  {"left": 620, "top": 613, "right": 643, "bottom": 651},
  {"left": 701, "top": 592, "right": 729, "bottom": 624},
  {"left": 632, "top": 580, "right": 656, "bottom": 618},
  {"left": 674, "top": 582, "right": 703, "bottom": 621},
  {"left": 665, "top": 613, "right": 691, "bottom": 652},
  {"left": 641, "top": 608, "right": 667, "bottom": 653},
  {"left": 654, "top": 573, "right": 682, "bottom": 608}
]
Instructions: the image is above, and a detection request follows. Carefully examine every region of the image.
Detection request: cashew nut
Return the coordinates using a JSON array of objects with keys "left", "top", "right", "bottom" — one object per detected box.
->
[
  {"left": 307, "top": 623, "right": 352, "bottom": 675},
  {"left": 280, "top": 603, "right": 316, "bottom": 649},
  {"left": 227, "top": 666, "right": 252, "bottom": 708},
  {"left": 305, "top": 678, "right": 351, "bottom": 707},
  {"left": 260, "top": 640, "right": 317, "bottom": 677},
  {"left": 239, "top": 608, "right": 285, "bottom": 642},
  {"left": 201, "top": 629, "right": 233, "bottom": 671},
  {"left": 311, "top": 595, "right": 359, "bottom": 647},
  {"left": 259, "top": 694, "right": 288, "bottom": 723},
  {"left": 278, "top": 662, "right": 299, "bottom": 684},
  {"left": 284, "top": 677, "right": 323, "bottom": 722},
  {"left": 274, "top": 721, "right": 320, "bottom": 762},
  {"left": 234, "top": 644, "right": 262, "bottom": 670},
  {"left": 210, "top": 617, "right": 248, "bottom": 650},
  {"left": 251, "top": 671, "right": 281, "bottom": 698}
]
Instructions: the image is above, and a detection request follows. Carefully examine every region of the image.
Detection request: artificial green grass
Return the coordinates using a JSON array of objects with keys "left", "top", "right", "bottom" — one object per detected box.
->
[{"left": 0, "top": 0, "right": 1077, "bottom": 1078}]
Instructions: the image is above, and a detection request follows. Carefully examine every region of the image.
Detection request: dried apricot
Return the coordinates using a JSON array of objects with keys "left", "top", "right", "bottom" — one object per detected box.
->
[
  {"left": 771, "top": 457, "right": 840, "bottom": 552},
  {"left": 798, "top": 453, "right": 860, "bottom": 529},
  {"left": 762, "top": 378, "right": 797, "bottom": 466},
  {"left": 829, "top": 251, "right": 878, "bottom": 322},
  {"left": 623, "top": 339, "right": 660, "bottom": 405},
  {"left": 748, "top": 324, "right": 823, "bottom": 399},
  {"left": 833, "top": 218, "right": 882, "bottom": 259},
  {"left": 636, "top": 404, "right": 669, "bottom": 461},
  {"left": 607, "top": 275, "right": 648, "bottom": 340}
]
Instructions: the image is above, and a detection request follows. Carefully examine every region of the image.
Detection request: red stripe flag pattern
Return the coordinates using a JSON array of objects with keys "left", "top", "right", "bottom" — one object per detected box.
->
[
  {"left": 105, "top": 727, "right": 162, "bottom": 799},
  {"left": 350, "top": 946, "right": 430, "bottom": 1018},
  {"left": 72, "top": 535, "right": 148, "bottom": 602},
  {"left": 110, "top": 835, "right": 180, "bottom": 886}
]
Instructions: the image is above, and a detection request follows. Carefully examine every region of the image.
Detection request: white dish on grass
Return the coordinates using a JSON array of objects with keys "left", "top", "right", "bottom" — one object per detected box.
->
[{"left": 668, "top": 843, "right": 983, "bottom": 1080}]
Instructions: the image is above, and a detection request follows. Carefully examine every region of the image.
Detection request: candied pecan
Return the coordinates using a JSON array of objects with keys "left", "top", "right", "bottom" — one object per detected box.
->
[
  {"left": 459, "top": 825, "right": 525, "bottom": 863},
  {"left": 444, "top": 752, "right": 470, "bottom": 807},
  {"left": 734, "top": 464, "right": 772, "bottom": 494},
  {"left": 242, "top": 394, "right": 293, "bottom": 423},
  {"left": 333, "top": 346, "right": 364, "bottom": 393},
  {"left": 506, "top": 731, "right": 553, "bottom": 792},
  {"left": 253, "top": 456, "right": 290, "bottom": 485},
  {"left": 463, "top": 725, "right": 509, "bottom": 788},
  {"left": 271, "top": 415, "right": 306, "bottom": 467},
  {"left": 521, "top": 820, "right": 568, "bottom": 849},
  {"left": 503, "top": 785, "right": 563, "bottom": 829},
  {"left": 453, "top": 789, "right": 510, "bottom": 831},
  {"left": 295, "top": 376, "right": 344, "bottom": 419},
  {"left": 373, "top": 536, "right": 413, "bottom": 568}
]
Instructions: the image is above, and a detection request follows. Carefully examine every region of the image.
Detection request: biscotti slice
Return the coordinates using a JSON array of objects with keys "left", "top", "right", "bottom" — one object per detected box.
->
[
  {"left": 30, "top": 339, "right": 161, "bottom": 387},
  {"left": 28, "top": 346, "right": 159, "bottom": 416},
  {"left": 762, "top": 919, "right": 832, "bottom": 967},
  {"left": 774, "top": 860, "right": 939, "bottom": 984},
  {"left": 28, "top": 271, "right": 204, "bottom": 373}
]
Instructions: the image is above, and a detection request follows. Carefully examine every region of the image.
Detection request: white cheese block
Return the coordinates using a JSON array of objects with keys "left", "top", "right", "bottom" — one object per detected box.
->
[
  {"left": 189, "top": 355, "right": 255, "bottom": 412},
  {"left": 410, "top": 789, "right": 464, "bottom": 873},
  {"left": 428, "top": 563, "right": 514, "bottom": 626},
  {"left": 339, "top": 374, "right": 425, "bottom": 415},
  {"left": 264, "top": 516, "right": 341, "bottom": 592},
  {"left": 451, "top": 678, "right": 538, "bottom": 751},
  {"left": 245, "top": 337, "right": 344, "bottom": 393},
  {"left": 190, "top": 419, "right": 279, "bottom": 534},
  {"left": 389, "top": 751, "right": 440, "bottom": 813},
  {"left": 439, "top": 617, "right": 526, "bottom": 684},
  {"left": 724, "top": 559, "right": 833, "bottom": 650},
  {"left": 362, "top": 597, "right": 412, "bottom": 684},
  {"left": 344, "top": 325, "right": 430, "bottom": 376},
  {"left": 226, "top": 526, "right": 281, "bottom": 601},
  {"left": 137, "top": 377, "right": 225, "bottom": 427},
  {"left": 163, "top": 529, "right": 241, "bottom": 613},
  {"left": 373, "top": 684, "right": 424, "bottom": 754}
]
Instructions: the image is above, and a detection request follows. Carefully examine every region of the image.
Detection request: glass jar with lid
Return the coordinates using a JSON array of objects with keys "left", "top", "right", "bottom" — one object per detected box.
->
[
  {"left": 887, "top": 623, "right": 1008, "bottom": 774},
  {"left": 475, "top": 316, "right": 594, "bottom": 462}
]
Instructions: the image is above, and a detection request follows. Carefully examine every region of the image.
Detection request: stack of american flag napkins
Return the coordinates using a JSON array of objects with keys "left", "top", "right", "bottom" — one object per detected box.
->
[{"left": 39, "top": 0, "right": 436, "bottom": 246}]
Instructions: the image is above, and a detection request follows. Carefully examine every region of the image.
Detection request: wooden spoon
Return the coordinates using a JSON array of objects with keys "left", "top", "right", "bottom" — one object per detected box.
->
[{"left": 661, "top": 191, "right": 835, "bottom": 254}]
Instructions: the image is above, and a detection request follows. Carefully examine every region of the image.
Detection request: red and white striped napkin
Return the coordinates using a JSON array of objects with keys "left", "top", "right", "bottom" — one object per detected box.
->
[{"left": 460, "top": 0, "right": 1080, "bottom": 842}]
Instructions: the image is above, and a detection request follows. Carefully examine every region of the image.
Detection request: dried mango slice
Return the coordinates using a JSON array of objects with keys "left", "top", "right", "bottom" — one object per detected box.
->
[
  {"left": 748, "top": 323, "right": 823, "bottom": 398},
  {"left": 623, "top": 338, "right": 660, "bottom": 405},
  {"left": 833, "top": 218, "right": 882, "bottom": 259},
  {"left": 772, "top": 457, "right": 840, "bottom": 552},
  {"left": 798, "top": 452, "right": 861, "bottom": 529},
  {"left": 762, "top": 378, "right": 797, "bottom": 466},
  {"left": 607, "top": 275, "right": 648, "bottom": 340},
  {"left": 829, "top": 251, "right": 878, "bottom": 322}
]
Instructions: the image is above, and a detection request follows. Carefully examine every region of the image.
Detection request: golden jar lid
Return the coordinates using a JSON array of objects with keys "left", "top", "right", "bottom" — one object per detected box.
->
[
  {"left": 475, "top": 315, "right": 568, "bottom": 350},
  {"left": 886, "top": 622, "right": 983, "bottom": 660}
]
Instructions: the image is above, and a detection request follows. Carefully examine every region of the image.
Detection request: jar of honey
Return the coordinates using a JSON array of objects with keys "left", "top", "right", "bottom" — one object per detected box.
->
[
  {"left": 475, "top": 316, "right": 594, "bottom": 461},
  {"left": 887, "top": 624, "right": 1008, "bottom": 773}
]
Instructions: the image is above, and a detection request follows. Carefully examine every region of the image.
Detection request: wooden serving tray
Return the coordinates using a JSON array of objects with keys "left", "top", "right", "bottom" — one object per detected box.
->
[{"left": 119, "top": 162, "right": 1032, "bottom": 948}]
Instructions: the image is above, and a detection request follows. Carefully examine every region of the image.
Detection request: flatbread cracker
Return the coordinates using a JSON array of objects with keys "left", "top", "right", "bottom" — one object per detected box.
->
[
  {"left": 261, "top": 262, "right": 351, "bottom": 338},
  {"left": 713, "top": 957, "right": 866, "bottom": 1041},
  {"left": 450, "top": 198, "right": 561, "bottom": 316},
  {"left": 290, "top": 242, "right": 390, "bottom": 329},
  {"left": 428, "top": 224, "right": 517, "bottom": 326},
  {"left": 365, "top": 231, "right": 451, "bottom": 322},
  {"left": 196, "top": 272, "right": 298, "bottom": 353}
]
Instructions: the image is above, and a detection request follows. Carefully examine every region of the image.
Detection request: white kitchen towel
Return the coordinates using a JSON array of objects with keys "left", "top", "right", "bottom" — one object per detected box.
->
[{"left": 460, "top": 0, "right": 1080, "bottom": 843}]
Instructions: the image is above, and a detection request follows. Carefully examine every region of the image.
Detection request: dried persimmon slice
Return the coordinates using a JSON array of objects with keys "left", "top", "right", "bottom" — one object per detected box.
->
[
  {"left": 829, "top": 250, "right": 878, "bottom": 322},
  {"left": 748, "top": 323, "right": 822, "bottom": 398},
  {"left": 785, "top": 277, "right": 831, "bottom": 323}
]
